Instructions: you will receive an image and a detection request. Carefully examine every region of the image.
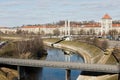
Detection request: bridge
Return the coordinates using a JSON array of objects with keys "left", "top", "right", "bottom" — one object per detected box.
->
[{"left": 0, "top": 58, "right": 119, "bottom": 80}]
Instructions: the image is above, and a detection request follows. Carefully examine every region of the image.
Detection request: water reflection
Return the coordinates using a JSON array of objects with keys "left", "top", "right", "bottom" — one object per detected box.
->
[
  {"left": 22, "top": 48, "right": 83, "bottom": 80},
  {"left": 46, "top": 48, "right": 83, "bottom": 62},
  {"left": 22, "top": 67, "right": 81, "bottom": 80},
  {"left": 22, "top": 68, "right": 43, "bottom": 80}
]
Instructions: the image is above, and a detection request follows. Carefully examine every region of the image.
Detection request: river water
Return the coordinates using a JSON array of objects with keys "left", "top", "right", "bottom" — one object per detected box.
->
[{"left": 21, "top": 48, "right": 84, "bottom": 80}]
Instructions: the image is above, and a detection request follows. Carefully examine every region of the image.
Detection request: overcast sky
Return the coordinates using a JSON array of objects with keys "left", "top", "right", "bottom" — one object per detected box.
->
[{"left": 0, "top": 0, "right": 120, "bottom": 27}]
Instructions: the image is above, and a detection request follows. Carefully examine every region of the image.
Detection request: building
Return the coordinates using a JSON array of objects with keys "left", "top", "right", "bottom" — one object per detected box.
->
[
  {"left": 20, "top": 25, "right": 57, "bottom": 35},
  {"left": 20, "top": 14, "right": 120, "bottom": 36},
  {"left": 76, "top": 14, "right": 120, "bottom": 36},
  {"left": 72, "top": 14, "right": 120, "bottom": 36},
  {"left": 0, "top": 27, "right": 16, "bottom": 34}
]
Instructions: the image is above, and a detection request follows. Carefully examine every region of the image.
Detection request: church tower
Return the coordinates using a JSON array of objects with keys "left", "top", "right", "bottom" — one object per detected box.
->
[{"left": 101, "top": 14, "right": 112, "bottom": 35}]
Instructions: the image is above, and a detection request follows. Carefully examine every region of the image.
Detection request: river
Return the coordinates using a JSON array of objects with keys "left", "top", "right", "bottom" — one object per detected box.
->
[{"left": 21, "top": 48, "right": 84, "bottom": 80}]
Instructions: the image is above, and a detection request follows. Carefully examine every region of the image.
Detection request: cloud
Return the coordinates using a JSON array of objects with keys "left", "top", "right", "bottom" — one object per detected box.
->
[
  {"left": 0, "top": 0, "right": 23, "bottom": 7},
  {"left": 58, "top": 0, "right": 120, "bottom": 11},
  {"left": 0, "top": 0, "right": 120, "bottom": 27}
]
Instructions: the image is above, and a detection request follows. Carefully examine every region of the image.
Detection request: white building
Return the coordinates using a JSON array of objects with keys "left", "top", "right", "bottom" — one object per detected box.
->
[
  {"left": 101, "top": 14, "right": 112, "bottom": 35},
  {"left": 72, "top": 14, "right": 120, "bottom": 36},
  {"left": 20, "top": 25, "right": 57, "bottom": 35},
  {"left": 7, "top": 14, "right": 120, "bottom": 36},
  {"left": 0, "top": 27, "right": 16, "bottom": 34}
]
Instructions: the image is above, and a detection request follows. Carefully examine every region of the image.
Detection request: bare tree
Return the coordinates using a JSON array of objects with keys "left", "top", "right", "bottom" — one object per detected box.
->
[
  {"left": 15, "top": 35, "right": 46, "bottom": 58},
  {"left": 108, "top": 29, "right": 118, "bottom": 36},
  {"left": 53, "top": 29, "right": 60, "bottom": 36},
  {"left": 79, "top": 29, "right": 86, "bottom": 35},
  {"left": 101, "top": 40, "right": 108, "bottom": 51}
]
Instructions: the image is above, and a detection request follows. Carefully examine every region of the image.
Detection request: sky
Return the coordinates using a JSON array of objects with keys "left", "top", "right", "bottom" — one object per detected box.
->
[{"left": 0, "top": 0, "right": 120, "bottom": 27}]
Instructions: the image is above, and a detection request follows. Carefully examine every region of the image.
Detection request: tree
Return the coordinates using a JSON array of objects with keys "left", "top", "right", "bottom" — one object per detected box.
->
[
  {"left": 79, "top": 29, "right": 86, "bottom": 35},
  {"left": 56, "top": 20, "right": 65, "bottom": 26},
  {"left": 101, "top": 40, "right": 108, "bottom": 51},
  {"left": 15, "top": 35, "right": 46, "bottom": 58},
  {"left": 16, "top": 29, "right": 22, "bottom": 34},
  {"left": 92, "top": 38, "right": 108, "bottom": 51},
  {"left": 85, "top": 37, "right": 91, "bottom": 44},
  {"left": 108, "top": 29, "right": 118, "bottom": 36},
  {"left": 41, "top": 30, "right": 45, "bottom": 35},
  {"left": 113, "top": 47, "right": 120, "bottom": 54},
  {"left": 93, "top": 38, "right": 99, "bottom": 46},
  {"left": 53, "top": 29, "right": 60, "bottom": 36}
]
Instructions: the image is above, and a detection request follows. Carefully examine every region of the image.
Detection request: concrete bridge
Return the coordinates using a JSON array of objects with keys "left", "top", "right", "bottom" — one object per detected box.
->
[{"left": 0, "top": 58, "right": 119, "bottom": 80}]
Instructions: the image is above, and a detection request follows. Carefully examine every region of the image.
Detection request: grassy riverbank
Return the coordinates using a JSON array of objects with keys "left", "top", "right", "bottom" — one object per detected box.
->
[
  {"left": 44, "top": 38, "right": 103, "bottom": 58},
  {"left": 44, "top": 38, "right": 117, "bottom": 64},
  {"left": 0, "top": 37, "right": 118, "bottom": 80},
  {"left": 43, "top": 38, "right": 118, "bottom": 80},
  {"left": 0, "top": 36, "right": 46, "bottom": 80},
  {"left": 61, "top": 41, "right": 103, "bottom": 57}
]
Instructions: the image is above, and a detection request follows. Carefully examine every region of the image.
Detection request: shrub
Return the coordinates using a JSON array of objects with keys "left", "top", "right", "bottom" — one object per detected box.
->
[{"left": 0, "top": 35, "right": 47, "bottom": 58}]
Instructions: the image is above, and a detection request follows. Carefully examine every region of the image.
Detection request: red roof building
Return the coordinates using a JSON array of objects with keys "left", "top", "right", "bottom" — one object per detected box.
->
[
  {"left": 18, "top": 14, "right": 120, "bottom": 36},
  {"left": 102, "top": 14, "right": 112, "bottom": 19}
]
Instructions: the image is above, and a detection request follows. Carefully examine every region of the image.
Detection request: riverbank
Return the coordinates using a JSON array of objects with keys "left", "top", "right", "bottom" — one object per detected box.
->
[
  {"left": 0, "top": 67, "right": 18, "bottom": 80},
  {"left": 43, "top": 38, "right": 118, "bottom": 80},
  {"left": 43, "top": 38, "right": 104, "bottom": 63},
  {"left": 0, "top": 36, "right": 46, "bottom": 80},
  {"left": 0, "top": 36, "right": 118, "bottom": 80}
]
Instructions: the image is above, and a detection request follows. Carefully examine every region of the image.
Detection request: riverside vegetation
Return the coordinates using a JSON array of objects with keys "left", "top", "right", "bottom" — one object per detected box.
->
[
  {"left": 0, "top": 35, "right": 47, "bottom": 58},
  {"left": 0, "top": 35, "right": 47, "bottom": 80}
]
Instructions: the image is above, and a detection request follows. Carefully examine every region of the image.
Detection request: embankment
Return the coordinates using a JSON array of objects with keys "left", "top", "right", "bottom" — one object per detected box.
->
[
  {"left": 43, "top": 38, "right": 118, "bottom": 80},
  {"left": 43, "top": 38, "right": 104, "bottom": 63}
]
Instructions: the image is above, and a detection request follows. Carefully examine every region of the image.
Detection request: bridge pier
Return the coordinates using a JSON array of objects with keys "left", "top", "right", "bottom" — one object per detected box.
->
[
  {"left": 65, "top": 69, "right": 71, "bottom": 80},
  {"left": 118, "top": 65, "right": 120, "bottom": 80},
  {"left": 17, "top": 66, "right": 20, "bottom": 80}
]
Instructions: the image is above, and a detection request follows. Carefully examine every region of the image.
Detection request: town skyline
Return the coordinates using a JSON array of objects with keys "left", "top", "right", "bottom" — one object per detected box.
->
[{"left": 0, "top": 0, "right": 120, "bottom": 27}]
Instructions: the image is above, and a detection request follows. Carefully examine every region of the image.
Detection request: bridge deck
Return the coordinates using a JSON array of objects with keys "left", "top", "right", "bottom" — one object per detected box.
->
[{"left": 0, "top": 58, "right": 119, "bottom": 73}]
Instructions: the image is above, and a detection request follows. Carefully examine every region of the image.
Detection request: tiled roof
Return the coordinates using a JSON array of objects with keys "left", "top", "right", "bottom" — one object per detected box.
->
[
  {"left": 82, "top": 23, "right": 101, "bottom": 28},
  {"left": 112, "top": 24, "right": 120, "bottom": 27},
  {"left": 22, "top": 26, "right": 57, "bottom": 28},
  {"left": 22, "top": 26, "right": 39, "bottom": 28},
  {"left": 102, "top": 14, "right": 112, "bottom": 19},
  {"left": 21, "top": 23, "right": 120, "bottom": 29}
]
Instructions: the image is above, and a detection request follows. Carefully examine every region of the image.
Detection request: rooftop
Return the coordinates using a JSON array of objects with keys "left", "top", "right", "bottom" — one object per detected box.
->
[{"left": 102, "top": 14, "right": 112, "bottom": 19}]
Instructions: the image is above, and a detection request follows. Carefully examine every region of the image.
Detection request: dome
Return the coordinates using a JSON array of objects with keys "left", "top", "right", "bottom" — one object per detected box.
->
[{"left": 102, "top": 14, "right": 112, "bottom": 19}]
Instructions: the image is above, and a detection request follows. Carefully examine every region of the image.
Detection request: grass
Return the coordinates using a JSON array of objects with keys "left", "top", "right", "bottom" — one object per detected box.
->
[
  {"left": 61, "top": 40, "right": 103, "bottom": 57},
  {"left": 43, "top": 38, "right": 59, "bottom": 42},
  {"left": 0, "top": 34, "right": 27, "bottom": 38},
  {"left": 105, "top": 74, "right": 119, "bottom": 80},
  {"left": 105, "top": 55, "right": 117, "bottom": 64},
  {"left": 0, "top": 71, "right": 8, "bottom": 80},
  {"left": 44, "top": 38, "right": 118, "bottom": 80},
  {"left": 0, "top": 42, "right": 15, "bottom": 57},
  {"left": 0, "top": 75, "right": 8, "bottom": 80},
  {"left": 43, "top": 38, "right": 104, "bottom": 57},
  {"left": 44, "top": 38, "right": 118, "bottom": 65}
]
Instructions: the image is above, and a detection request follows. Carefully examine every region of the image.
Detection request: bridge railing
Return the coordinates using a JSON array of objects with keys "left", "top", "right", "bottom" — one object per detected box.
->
[{"left": 0, "top": 57, "right": 119, "bottom": 74}]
